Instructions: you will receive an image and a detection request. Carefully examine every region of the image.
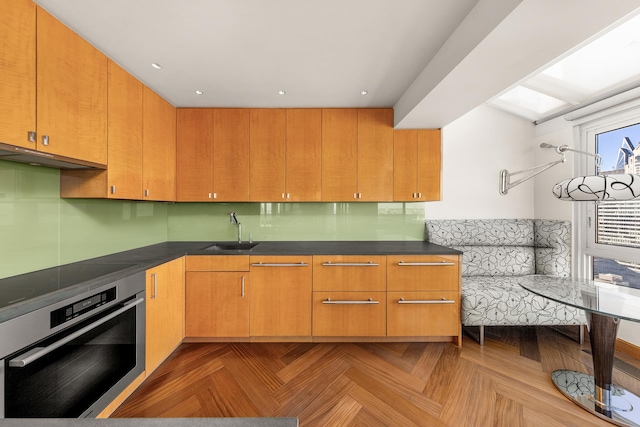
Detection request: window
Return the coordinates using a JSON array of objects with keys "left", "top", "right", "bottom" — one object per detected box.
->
[{"left": 579, "top": 112, "right": 640, "bottom": 289}]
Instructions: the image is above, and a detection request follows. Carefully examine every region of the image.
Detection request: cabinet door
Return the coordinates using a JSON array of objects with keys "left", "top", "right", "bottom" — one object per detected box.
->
[
  {"left": 357, "top": 109, "right": 393, "bottom": 201},
  {"left": 0, "top": 0, "right": 36, "bottom": 149},
  {"left": 313, "top": 291, "right": 386, "bottom": 336},
  {"left": 213, "top": 109, "right": 250, "bottom": 201},
  {"left": 387, "top": 291, "right": 459, "bottom": 337},
  {"left": 249, "top": 256, "right": 312, "bottom": 337},
  {"left": 146, "top": 257, "right": 185, "bottom": 373},
  {"left": 185, "top": 272, "right": 249, "bottom": 337},
  {"left": 285, "top": 109, "right": 322, "bottom": 201},
  {"left": 185, "top": 255, "right": 250, "bottom": 272},
  {"left": 313, "top": 255, "right": 387, "bottom": 291},
  {"left": 393, "top": 129, "right": 419, "bottom": 201},
  {"left": 416, "top": 129, "right": 441, "bottom": 201},
  {"left": 107, "top": 60, "right": 143, "bottom": 199},
  {"left": 36, "top": 7, "right": 107, "bottom": 165},
  {"left": 386, "top": 255, "right": 460, "bottom": 292},
  {"left": 322, "top": 109, "right": 358, "bottom": 201},
  {"left": 143, "top": 87, "right": 176, "bottom": 201},
  {"left": 250, "top": 109, "right": 286, "bottom": 201},
  {"left": 176, "top": 109, "right": 214, "bottom": 201}
]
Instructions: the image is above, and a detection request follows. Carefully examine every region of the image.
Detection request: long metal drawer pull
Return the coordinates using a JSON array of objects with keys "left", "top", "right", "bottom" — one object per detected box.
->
[
  {"left": 397, "top": 298, "right": 454, "bottom": 304},
  {"left": 8, "top": 297, "right": 144, "bottom": 368},
  {"left": 251, "top": 262, "right": 308, "bottom": 267},
  {"left": 322, "top": 298, "right": 379, "bottom": 304},
  {"left": 321, "top": 262, "right": 379, "bottom": 267},
  {"left": 397, "top": 261, "right": 456, "bottom": 266}
]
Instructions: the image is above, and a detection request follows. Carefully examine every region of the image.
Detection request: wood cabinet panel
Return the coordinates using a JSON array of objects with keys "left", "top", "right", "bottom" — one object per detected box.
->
[
  {"left": 0, "top": 0, "right": 36, "bottom": 149},
  {"left": 417, "top": 129, "right": 441, "bottom": 201},
  {"left": 176, "top": 109, "right": 214, "bottom": 201},
  {"left": 285, "top": 109, "right": 322, "bottom": 201},
  {"left": 393, "top": 129, "right": 441, "bottom": 201},
  {"left": 185, "top": 255, "right": 250, "bottom": 272},
  {"left": 250, "top": 109, "right": 286, "bottom": 201},
  {"left": 185, "top": 272, "right": 249, "bottom": 337},
  {"left": 321, "top": 109, "right": 358, "bottom": 201},
  {"left": 106, "top": 60, "right": 143, "bottom": 199},
  {"left": 312, "top": 255, "right": 386, "bottom": 291},
  {"left": 143, "top": 87, "right": 176, "bottom": 201},
  {"left": 36, "top": 7, "right": 107, "bottom": 165},
  {"left": 249, "top": 256, "right": 312, "bottom": 337},
  {"left": 313, "top": 291, "right": 386, "bottom": 336},
  {"left": 387, "top": 291, "right": 460, "bottom": 337},
  {"left": 357, "top": 109, "right": 393, "bottom": 201},
  {"left": 386, "top": 255, "right": 460, "bottom": 292},
  {"left": 213, "top": 109, "right": 250, "bottom": 201},
  {"left": 146, "top": 257, "right": 185, "bottom": 374}
]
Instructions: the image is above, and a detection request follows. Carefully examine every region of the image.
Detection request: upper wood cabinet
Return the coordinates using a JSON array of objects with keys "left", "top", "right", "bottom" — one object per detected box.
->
[
  {"left": 60, "top": 61, "right": 144, "bottom": 199},
  {"left": 285, "top": 109, "right": 322, "bottom": 201},
  {"left": 393, "top": 129, "right": 441, "bottom": 201},
  {"left": 357, "top": 109, "right": 394, "bottom": 201},
  {"left": 0, "top": 0, "right": 36, "bottom": 150},
  {"left": 176, "top": 108, "right": 250, "bottom": 202},
  {"left": 143, "top": 86, "right": 176, "bottom": 201},
  {"left": 37, "top": 7, "right": 107, "bottom": 165},
  {"left": 321, "top": 108, "right": 393, "bottom": 202},
  {"left": 249, "top": 109, "right": 287, "bottom": 201}
]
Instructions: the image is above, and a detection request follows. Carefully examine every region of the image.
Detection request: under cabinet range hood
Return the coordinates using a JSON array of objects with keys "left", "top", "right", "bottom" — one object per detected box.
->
[{"left": 0, "top": 142, "right": 106, "bottom": 169}]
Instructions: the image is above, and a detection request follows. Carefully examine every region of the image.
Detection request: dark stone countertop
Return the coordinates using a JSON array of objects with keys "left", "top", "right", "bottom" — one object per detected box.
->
[{"left": 0, "top": 240, "right": 460, "bottom": 324}]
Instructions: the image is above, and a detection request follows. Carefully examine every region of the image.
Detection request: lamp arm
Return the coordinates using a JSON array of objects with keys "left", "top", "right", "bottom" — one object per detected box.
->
[{"left": 499, "top": 155, "right": 566, "bottom": 195}]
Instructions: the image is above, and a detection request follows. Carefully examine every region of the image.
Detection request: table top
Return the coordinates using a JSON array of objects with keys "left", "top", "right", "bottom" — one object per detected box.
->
[{"left": 518, "top": 275, "right": 640, "bottom": 322}]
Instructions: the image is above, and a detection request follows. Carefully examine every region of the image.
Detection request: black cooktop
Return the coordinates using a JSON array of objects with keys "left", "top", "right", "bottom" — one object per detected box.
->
[{"left": 0, "top": 263, "right": 137, "bottom": 310}]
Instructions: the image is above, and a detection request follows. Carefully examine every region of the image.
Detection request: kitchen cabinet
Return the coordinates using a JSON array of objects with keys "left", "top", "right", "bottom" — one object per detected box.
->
[
  {"left": 176, "top": 108, "right": 250, "bottom": 201},
  {"left": 185, "top": 255, "right": 250, "bottom": 337},
  {"left": 321, "top": 108, "right": 393, "bottom": 201},
  {"left": 60, "top": 60, "right": 144, "bottom": 199},
  {"left": 386, "top": 255, "right": 461, "bottom": 341},
  {"left": 37, "top": 7, "right": 107, "bottom": 165},
  {"left": 249, "top": 256, "right": 312, "bottom": 337},
  {"left": 393, "top": 129, "right": 441, "bottom": 201},
  {"left": 312, "top": 255, "right": 387, "bottom": 337},
  {"left": 0, "top": 0, "right": 36, "bottom": 150},
  {"left": 249, "top": 109, "right": 287, "bottom": 201},
  {"left": 143, "top": 86, "right": 176, "bottom": 201},
  {"left": 285, "top": 109, "right": 322, "bottom": 201},
  {"left": 146, "top": 257, "right": 185, "bottom": 374}
]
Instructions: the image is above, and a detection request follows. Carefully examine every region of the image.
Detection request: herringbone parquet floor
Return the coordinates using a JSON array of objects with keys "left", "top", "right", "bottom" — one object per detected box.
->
[{"left": 112, "top": 326, "right": 640, "bottom": 426}]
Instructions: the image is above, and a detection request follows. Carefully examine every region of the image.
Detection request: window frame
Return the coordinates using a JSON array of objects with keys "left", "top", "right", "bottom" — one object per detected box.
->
[{"left": 575, "top": 104, "right": 640, "bottom": 280}]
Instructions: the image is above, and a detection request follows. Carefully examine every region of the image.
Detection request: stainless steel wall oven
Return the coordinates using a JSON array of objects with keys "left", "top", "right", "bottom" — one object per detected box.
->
[{"left": 0, "top": 271, "right": 145, "bottom": 418}]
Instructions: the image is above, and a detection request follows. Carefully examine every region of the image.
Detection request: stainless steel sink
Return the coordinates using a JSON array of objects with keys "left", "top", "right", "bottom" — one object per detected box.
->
[{"left": 202, "top": 242, "right": 260, "bottom": 251}]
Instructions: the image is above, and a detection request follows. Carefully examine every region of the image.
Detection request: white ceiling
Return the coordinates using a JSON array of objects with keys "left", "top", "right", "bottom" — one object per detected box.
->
[{"left": 33, "top": 0, "right": 640, "bottom": 129}]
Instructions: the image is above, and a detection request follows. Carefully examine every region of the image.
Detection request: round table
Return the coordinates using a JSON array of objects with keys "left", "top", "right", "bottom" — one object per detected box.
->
[{"left": 519, "top": 275, "right": 640, "bottom": 427}]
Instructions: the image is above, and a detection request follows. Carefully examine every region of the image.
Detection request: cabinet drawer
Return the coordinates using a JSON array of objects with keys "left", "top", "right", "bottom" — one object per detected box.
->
[
  {"left": 312, "top": 291, "right": 386, "bottom": 336},
  {"left": 313, "top": 255, "right": 386, "bottom": 291},
  {"left": 185, "top": 255, "right": 250, "bottom": 271},
  {"left": 387, "top": 255, "right": 459, "bottom": 291},
  {"left": 387, "top": 291, "right": 459, "bottom": 337}
]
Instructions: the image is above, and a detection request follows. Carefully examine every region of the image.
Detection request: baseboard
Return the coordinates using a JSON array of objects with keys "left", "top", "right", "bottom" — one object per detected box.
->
[{"left": 616, "top": 338, "right": 640, "bottom": 361}]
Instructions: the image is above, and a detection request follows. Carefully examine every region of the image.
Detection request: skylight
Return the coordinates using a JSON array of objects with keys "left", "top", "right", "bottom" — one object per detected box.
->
[{"left": 488, "top": 12, "right": 640, "bottom": 123}]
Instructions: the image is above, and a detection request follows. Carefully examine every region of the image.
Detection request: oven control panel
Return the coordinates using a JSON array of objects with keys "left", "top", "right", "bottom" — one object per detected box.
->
[{"left": 50, "top": 287, "right": 117, "bottom": 328}]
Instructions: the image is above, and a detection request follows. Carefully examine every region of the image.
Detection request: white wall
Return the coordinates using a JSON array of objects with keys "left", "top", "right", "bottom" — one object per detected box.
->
[{"left": 425, "top": 105, "right": 535, "bottom": 220}]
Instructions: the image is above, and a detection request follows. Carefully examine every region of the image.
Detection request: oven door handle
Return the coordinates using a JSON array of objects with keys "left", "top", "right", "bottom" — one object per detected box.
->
[{"left": 8, "top": 297, "right": 144, "bottom": 368}]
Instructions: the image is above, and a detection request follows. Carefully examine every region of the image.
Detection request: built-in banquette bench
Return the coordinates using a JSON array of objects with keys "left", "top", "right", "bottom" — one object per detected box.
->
[{"left": 425, "top": 219, "right": 586, "bottom": 345}]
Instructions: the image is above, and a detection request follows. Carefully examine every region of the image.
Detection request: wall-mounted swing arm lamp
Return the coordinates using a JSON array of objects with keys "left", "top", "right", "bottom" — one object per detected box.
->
[{"left": 498, "top": 145, "right": 566, "bottom": 195}]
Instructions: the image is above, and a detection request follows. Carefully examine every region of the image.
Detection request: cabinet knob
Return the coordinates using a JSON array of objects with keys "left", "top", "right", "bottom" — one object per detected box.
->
[
  {"left": 145, "top": 189, "right": 150, "bottom": 197},
  {"left": 28, "top": 131, "right": 36, "bottom": 143},
  {"left": 42, "top": 135, "right": 49, "bottom": 146},
  {"left": 111, "top": 185, "right": 116, "bottom": 194}
]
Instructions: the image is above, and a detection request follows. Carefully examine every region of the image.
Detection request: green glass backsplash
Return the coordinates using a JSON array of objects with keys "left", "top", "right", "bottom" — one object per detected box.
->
[
  {"left": 1, "top": 160, "right": 426, "bottom": 278},
  {"left": 167, "top": 202, "right": 425, "bottom": 241},
  {"left": 0, "top": 161, "right": 168, "bottom": 279}
]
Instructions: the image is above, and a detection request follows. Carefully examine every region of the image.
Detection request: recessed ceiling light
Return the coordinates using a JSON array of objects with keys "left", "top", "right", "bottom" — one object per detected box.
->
[
  {"left": 151, "top": 63, "right": 162, "bottom": 70},
  {"left": 360, "top": 90, "right": 368, "bottom": 95},
  {"left": 278, "top": 90, "right": 286, "bottom": 95},
  {"left": 195, "top": 90, "right": 203, "bottom": 95}
]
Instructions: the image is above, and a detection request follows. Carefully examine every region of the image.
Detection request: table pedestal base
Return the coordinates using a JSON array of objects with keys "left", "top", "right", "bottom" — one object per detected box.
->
[{"left": 552, "top": 370, "right": 640, "bottom": 426}]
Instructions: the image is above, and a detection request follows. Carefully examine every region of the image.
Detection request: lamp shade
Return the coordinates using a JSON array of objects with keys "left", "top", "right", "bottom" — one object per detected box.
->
[{"left": 552, "top": 174, "right": 640, "bottom": 201}]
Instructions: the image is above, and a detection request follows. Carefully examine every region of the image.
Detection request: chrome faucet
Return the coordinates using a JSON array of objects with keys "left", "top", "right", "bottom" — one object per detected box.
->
[{"left": 229, "top": 212, "right": 242, "bottom": 243}]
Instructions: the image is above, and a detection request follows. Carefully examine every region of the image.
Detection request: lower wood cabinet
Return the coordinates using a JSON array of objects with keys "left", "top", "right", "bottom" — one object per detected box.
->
[
  {"left": 185, "top": 255, "right": 250, "bottom": 338},
  {"left": 387, "top": 291, "right": 460, "bottom": 337},
  {"left": 312, "top": 291, "right": 386, "bottom": 337},
  {"left": 249, "top": 256, "right": 312, "bottom": 337},
  {"left": 146, "top": 257, "right": 185, "bottom": 374}
]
